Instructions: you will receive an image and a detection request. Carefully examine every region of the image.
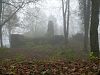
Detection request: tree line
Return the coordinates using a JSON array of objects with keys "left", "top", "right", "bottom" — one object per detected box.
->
[{"left": 62, "top": 0, "right": 100, "bottom": 57}]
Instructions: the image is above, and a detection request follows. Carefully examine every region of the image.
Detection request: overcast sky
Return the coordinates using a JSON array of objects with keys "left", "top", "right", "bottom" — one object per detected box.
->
[{"left": 41, "top": 0, "right": 80, "bottom": 35}]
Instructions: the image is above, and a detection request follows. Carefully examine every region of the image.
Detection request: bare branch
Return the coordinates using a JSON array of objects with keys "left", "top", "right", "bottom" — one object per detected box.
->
[
  {"left": 0, "top": 2, "right": 24, "bottom": 27},
  {"left": 0, "top": 0, "right": 40, "bottom": 27},
  {"left": 2, "top": 2, "right": 17, "bottom": 8}
]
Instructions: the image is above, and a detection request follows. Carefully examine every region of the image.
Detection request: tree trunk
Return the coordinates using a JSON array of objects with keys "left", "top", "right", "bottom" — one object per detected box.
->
[
  {"left": 90, "top": 0, "right": 99, "bottom": 57},
  {"left": 83, "top": 0, "right": 90, "bottom": 52},
  {"left": 8, "top": 29, "right": 11, "bottom": 48},
  {"left": 0, "top": 0, "right": 3, "bottom": 47},
  {"left": 0, "top": 0, "right": 2, "bottom": 18},
  {"left": 0, "top": 26, "right": 3, "bottom": 47},
  {"left": 62, "top": 0, "right": 67, "bottom": 43},
  {"left": 64, "top": 15, "right": 67, "bottom": 43},
  {"left": 66, "top": 0, "right": 70, "bottom": 44},
  {"left": 8, "top": 21, "right": 11, "bottom": 48}
]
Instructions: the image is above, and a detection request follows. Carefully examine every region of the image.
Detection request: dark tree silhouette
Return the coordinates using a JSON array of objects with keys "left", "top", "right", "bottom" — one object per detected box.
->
[
  {"left": 83, "top": 0, "right": 91, "bottom": 52},
  {"left": 90, "top": 0, "right": 100, "bottom": 57},
  {"left": 66, "top": 0, "right": 70, "bottom": 44},
  {"left": 79, "top": 0, "right": 91, "bottom": 52},
  {"left": 62, "top": 0, "right": 70, "bottom": 44},
  {"left": 0, "top": 0, "right": 3, "bottom": 47}
]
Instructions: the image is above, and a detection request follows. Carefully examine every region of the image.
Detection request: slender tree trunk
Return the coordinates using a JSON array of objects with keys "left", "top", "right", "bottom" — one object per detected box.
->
[
  {"left": 62, "top": 0, "right": 67, "bottom": 42},
  {"left": 64, "top": 16, "right": 67, "bottom": 42},
  {"left": 8, "top": 29, "right": 11, "bottom": 48},
  {"left": 8, "top": 21, "right": 11, "bottom": 48},
  {"left": 0, "top": 26, "right": 3, "bottom": 47},
  {"left": 66, "top": 0, "right": 70, "bottom": 44},
  {"left": 62, "top": 0, "right": 68, "bottom": 44},
  {"left": 0, "top": 0, "right": 2, "bottom": 18},
  {"left": 84, "top": 0, "right": 91, "bottom": 52},
  {"left": 90, "top": 0, "right": 99, "bottom": 57},
  {"left": 0, "top": 0, "right": 3, "bottom": 47}
]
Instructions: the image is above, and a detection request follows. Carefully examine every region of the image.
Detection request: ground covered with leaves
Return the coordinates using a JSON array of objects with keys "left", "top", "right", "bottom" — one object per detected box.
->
[{"left": 0, "top": 58, "right": 100, "bottom": 75}]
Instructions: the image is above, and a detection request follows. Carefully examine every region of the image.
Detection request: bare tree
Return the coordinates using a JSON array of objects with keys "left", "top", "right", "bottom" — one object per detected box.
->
[
  {"left": 23, "top": 6, "right": 47, "bottom": 38},
  {"left": 0, "top": 0, "right": 3, "bottom": 47},
  {"left": 61, "top": 0, "right": 67, "bottom": 43},
  {"left": 0, "top": 0, "right": 24, "bottom": 47},
  {"left": 66, "top": 0, "right": 70, "bottom": 44},
  {"left": 79, "top": 0, "right": 91, "bottom": 51},
  {"left": 0, "top": 0, "right": 40, "bottom": 47},
  {"left": 90, "top": 0, "right": 100, "bottom": 57},
  {"left": 61, "top": 0, "right": 70, "bottom": 44},
  {"left": 83, "top": 0, "right": 91, "bottom": 52}
]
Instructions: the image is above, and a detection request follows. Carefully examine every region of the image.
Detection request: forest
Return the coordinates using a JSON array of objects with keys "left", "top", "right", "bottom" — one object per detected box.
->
[{"left": 0, "top": 0, "right": 100, "bottom": 75}]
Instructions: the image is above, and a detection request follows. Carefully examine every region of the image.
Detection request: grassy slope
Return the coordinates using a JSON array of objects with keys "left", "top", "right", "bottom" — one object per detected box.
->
[{"left": 0, "top": 45, "right": 89, "bottom": 60}]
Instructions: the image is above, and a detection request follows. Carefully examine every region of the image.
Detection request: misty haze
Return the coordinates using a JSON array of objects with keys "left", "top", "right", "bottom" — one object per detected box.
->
[{"left": 0, "top": 0, "right": 100, "bottom": 75}]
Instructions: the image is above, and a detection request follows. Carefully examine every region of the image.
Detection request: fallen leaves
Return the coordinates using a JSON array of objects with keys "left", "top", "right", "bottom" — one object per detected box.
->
[{"left": 0, "top": 59, "right": 99, "bottom": 75}]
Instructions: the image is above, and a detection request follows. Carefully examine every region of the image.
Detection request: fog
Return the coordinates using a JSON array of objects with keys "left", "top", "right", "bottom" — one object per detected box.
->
[
  {"left": 15, "top": 0, "right": 80, "bottom": 35},
  {"left": 0, "top": 0, "right": 100, "bottom": 74},
  {"left": 1, "top": 0, "right": 100, "bottom": 48},
  {"left": 1, "top": 0, "right": 79, "bottom": 47}
]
